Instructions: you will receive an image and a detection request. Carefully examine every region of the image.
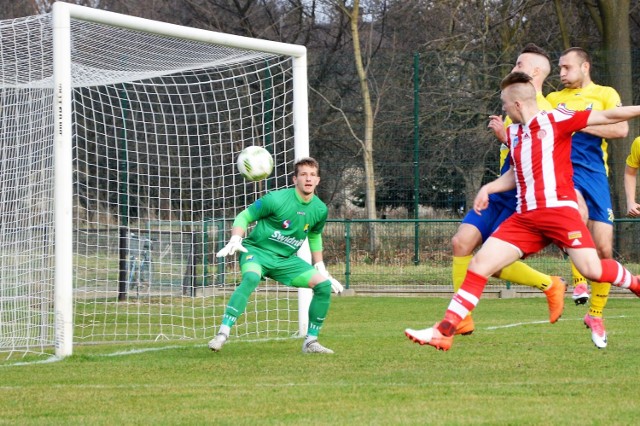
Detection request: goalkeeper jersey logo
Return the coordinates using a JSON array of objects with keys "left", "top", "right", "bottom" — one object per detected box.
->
[{"left": 268, "top": 231, "right": 305, "bottom": 249}]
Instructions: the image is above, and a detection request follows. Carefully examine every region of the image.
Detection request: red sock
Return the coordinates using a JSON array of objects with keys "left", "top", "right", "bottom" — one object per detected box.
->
[
  {"left": 599, "top": 259, "right": 637, "bottom": 288},
  {"left": 439, "top": 270, "right": 487, "bottom": 336}
]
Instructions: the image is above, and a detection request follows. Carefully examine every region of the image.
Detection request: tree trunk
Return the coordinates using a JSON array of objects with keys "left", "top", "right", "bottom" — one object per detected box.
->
[
  {"left": 596, "top": 0, "right": 636, "bottom": 256},
  {"left": 349, "top": 0, "right": 378, "bottom": 251}
]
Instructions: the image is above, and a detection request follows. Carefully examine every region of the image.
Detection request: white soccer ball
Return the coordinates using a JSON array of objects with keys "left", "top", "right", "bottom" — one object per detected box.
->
[{"left": 236, "top": 146, "right": 274, "bottom": 181}]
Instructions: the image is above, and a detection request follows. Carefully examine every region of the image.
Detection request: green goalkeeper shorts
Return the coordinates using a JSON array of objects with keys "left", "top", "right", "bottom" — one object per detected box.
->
[{"left": 239, "top": 246, "right": 316, "bottom": 288}]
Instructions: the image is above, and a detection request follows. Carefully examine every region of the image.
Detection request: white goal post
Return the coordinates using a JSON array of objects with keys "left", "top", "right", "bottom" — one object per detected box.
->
[{"left": 0, "top": 1, "right": 313, "bottom": 359}]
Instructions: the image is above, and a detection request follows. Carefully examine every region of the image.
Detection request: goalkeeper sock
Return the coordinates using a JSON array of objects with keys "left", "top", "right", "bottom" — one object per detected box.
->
[
  {"left": 440, "top": 270, "right": 487, "bottom": 336},
  {"left": 307, "top": 280, "right": 332, "bottom": 338},
  {"left": 571, "top": 259, "right": 589, "bottom": 287},
  {"left": 588, "top": 281, "right": 611, "bottom": 318},
  {"left": 222, "top": 271, "right": 261, "bottom": 328},
  {"left": 498, "top": 261, "right": 551, "bottom": 291},
  {"left": 452, "top": 255, "right": 472, "bottom": 292}
]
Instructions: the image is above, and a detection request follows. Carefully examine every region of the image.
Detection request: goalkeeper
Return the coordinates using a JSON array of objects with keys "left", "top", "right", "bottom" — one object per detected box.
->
[{"left": 209, "top": 156, "right": 343, "bottom": 354}]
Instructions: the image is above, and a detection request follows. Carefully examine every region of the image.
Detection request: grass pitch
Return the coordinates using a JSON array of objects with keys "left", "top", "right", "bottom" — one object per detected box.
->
[{"left": 2, "top": 296, "right": 640, "bottom": 425}]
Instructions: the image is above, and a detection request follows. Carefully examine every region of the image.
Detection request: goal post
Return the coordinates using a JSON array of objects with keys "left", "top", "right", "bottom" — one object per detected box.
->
[{"left": 1, "top": 2, "right": 311, "bottom": 359}]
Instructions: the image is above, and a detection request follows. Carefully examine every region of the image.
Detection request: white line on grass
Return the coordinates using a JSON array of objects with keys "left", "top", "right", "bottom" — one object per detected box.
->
[
  {"left": 2, "top": 336, "right": 299, "bottom": 368},
  {"left": 0, "top": 356, "right": 63, "bottom": 368},
  {"left": 486, "top": 315, "right": 626, "bottom": 330}
]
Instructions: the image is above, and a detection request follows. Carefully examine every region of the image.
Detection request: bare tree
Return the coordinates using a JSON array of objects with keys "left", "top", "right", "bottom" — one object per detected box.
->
[{"left": 595, "top": 0, "right": 635, "bottom": 215}]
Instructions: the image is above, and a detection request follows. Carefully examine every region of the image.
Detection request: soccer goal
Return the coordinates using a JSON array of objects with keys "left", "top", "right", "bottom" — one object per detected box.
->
[{"left": 0, "top": 2, "right": 312, "bottom": 359}]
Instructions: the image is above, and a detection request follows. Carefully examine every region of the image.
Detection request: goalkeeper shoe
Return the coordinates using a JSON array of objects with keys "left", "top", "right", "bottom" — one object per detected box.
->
[
  {"left": 583, "top": 314, "right": 607, "bottom": 349},
  {"left": 572, "top": 282, "right": 590, "bottom": 305},
  {"left": 302, "top": 340, "right": 334, "bottom": 354},
  {"left": 404, "top": 323, "right": 453, "bottom": 351},
  {"left": 208, "top": 333, "right": 228, "bottom": 352},
  {"left": 543, "top": 276, "right": 565, "bottom": 323},
  {"left": 455, "top": 315, "right": 475, "bottom": 336}
]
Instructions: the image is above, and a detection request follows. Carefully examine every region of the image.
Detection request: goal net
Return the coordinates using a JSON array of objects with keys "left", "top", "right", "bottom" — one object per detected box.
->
[{"left": 0, "top": 3, "right": 310, "bottom": 359}]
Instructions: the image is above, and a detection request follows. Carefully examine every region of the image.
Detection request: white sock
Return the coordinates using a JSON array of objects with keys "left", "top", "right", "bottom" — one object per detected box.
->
[{"left": 219, "top": 325, "right": 231, "bottom": 337}]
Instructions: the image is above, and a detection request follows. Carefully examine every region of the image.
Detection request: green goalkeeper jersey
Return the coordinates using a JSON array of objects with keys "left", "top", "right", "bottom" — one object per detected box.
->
[{"left": 242, "top": 188, "right": 328, "bottom": 258}]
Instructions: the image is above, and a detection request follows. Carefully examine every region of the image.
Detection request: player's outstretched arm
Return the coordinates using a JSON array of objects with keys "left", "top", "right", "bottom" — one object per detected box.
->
[
  {"left": 587, "top": 105, "right": 640, "bottom": 127},
  {"left": 581, "top": 121, "right": 628, "bottom": 139}
]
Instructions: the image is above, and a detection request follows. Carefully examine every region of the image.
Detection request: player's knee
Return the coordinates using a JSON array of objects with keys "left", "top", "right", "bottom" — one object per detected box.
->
[
  {"left": 312, "top": 280, "right": 331, "bottom": 299},
  {"left": 239, "top": 271, "right": 261, "bottom": 291},
  {"left": 451, "top": 233, "right": 474, "bottom": 256}
]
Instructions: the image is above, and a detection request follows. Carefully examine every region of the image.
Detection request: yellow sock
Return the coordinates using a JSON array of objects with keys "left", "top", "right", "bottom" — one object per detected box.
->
[
  {"left": 571, "top": 260, "right": 588, "bottom": 286},
  {"left": 452, "top": 255, "right": 472, "bottom": 292},
  {"left": 588, "top": 281, "right": 611, "bottom": 318},
  {"left": 498, "top": 261, "right": 552, "bottom": 291}
]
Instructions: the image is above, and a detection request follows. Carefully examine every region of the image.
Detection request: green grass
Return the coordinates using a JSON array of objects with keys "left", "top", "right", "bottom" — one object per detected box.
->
[{"left": 3, "top": 296, "right": 640, "bottom": 425}]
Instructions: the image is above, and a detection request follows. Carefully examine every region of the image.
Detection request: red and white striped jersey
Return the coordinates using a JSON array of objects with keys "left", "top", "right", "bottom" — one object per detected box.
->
[{"left": 506, "top": 109, "right": 591, "bottom": 213}]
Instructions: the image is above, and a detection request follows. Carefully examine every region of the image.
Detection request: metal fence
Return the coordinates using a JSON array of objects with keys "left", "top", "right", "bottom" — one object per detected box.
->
[{"left": 321, "top": 218, "right": 640, "bottom": 298}]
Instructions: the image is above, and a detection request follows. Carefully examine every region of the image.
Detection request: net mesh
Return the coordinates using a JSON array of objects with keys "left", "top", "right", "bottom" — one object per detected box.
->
[{"left": 0, "top": 12, "right": 300, "bottom": 358}]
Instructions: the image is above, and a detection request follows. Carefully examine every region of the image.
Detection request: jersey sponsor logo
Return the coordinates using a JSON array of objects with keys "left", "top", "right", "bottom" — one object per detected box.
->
[
  {"left": 303, "top": 224, "right": 310, "bottom": 233},
  {"left": 568, "top": 230, "right": 583, "bottom": 240},
  {"left": 282, "top": 220, "right": 291, "bottom": 229},
  {"left": 268, "top": 230, "right": 305, "bottom": 249}
]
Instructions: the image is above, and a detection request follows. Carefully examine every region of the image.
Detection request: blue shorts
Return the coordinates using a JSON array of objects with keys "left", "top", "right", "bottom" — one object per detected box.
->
[
  {"left": 573, "top": 170, "right": 614, "bottom": 224},
  {"left": 461, "top": 201, "right": 515, "bottom": 242}
]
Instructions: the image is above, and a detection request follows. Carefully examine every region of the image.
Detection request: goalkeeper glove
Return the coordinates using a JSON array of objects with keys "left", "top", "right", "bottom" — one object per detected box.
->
[
  {"left": 216, "top": 235, "right": 247, "bottom": 257},
  {"left": 314, "top": 261, "right": 344, "bottom": 294}
]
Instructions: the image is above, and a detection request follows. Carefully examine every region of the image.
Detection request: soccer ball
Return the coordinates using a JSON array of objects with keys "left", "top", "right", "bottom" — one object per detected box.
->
[{"left": 236, "top": 146, "right": 274, "bottom": 181}]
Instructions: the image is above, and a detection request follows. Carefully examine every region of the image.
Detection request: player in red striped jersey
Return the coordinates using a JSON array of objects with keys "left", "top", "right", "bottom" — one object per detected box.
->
[{"left": 405, "top": 72, "right": 640, "bottom": 351}]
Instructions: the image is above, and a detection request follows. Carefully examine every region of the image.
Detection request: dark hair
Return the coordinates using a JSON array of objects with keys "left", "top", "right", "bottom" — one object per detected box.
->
[
  {"left": 500, "top": 71, "right": 533, "bottom": 90},
  {"left": 561, "top": 47, "right": 591, "bottom": 65},
  {"left": 294, "top": 157, "right": 320, "bottom": 176},
  {"left": 521, "top": 43, "right": 550, "bottom": 61}
]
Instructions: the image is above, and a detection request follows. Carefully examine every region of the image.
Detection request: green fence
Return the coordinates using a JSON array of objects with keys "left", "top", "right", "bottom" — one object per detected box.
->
[{"left": 320, "top": 218, "right": 640, "bottom": 297}]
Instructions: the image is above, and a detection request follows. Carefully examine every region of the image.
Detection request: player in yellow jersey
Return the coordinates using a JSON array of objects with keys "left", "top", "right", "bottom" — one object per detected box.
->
[
  {"left": 546, "top": 47, "right": 629, "bottom": 349},
  {"left": 624, "top": 136, "right": 640, "bottom": 217},
  {"left": 451, "top": 44, "right": 566, "bottom": 336}
]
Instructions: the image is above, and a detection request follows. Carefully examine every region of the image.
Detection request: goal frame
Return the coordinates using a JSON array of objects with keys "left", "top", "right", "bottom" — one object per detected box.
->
[{"left": 52, "top": 1, "right": 310, "bottom": 357}]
